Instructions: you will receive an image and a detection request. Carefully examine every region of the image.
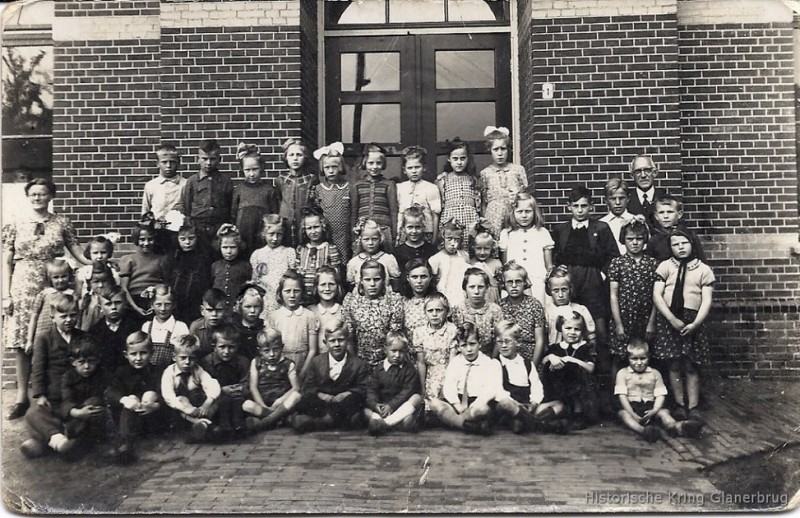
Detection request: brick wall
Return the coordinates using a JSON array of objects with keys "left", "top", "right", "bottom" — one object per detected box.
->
[
  {"left": 51, "top": 2, "right": 161, "bottom": 238},
  {"left": 531, "top": 1, "right": 683, "bottom": 223},
  {"left": 677, "top": 0, "right": 800, "bottom": 377},
  {"left": 160, "top": 1, "right": 305, "bottom": 183}
]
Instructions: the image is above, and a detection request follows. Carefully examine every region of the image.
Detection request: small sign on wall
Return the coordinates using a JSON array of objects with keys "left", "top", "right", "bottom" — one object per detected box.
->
[{"left": 542, "top": 82, "right": 555, "bottom": 99}]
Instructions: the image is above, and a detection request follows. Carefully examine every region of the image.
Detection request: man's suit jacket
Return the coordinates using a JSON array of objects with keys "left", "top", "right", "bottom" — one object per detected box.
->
[{"left": 626, "top": 187, "right": 665, "bottom": 226}]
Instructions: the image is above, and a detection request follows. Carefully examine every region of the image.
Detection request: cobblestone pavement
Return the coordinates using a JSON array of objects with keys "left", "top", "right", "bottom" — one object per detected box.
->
[{"left": 3, "top": 379, "right": 799, "bottom": 514}]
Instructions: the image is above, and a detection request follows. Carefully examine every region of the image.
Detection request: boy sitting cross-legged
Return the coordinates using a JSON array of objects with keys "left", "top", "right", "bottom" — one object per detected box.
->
[
  {"left": 160, "top": 334, "right": 221, "bottom": 443},
  {"left": 105, "top": 331, "right": 162, "bottom": 464},
  {"left": 363, "top": 331, "right": 424, "bottom": 436},
  {"left": 615, "top": 338, "right": 703, "bottom": 443},
  {"left": 200, "top": 324, "right": 250, "bottom": 439},
  {"left": 291, "top": 320, "right": 369, "bottom": 434}
]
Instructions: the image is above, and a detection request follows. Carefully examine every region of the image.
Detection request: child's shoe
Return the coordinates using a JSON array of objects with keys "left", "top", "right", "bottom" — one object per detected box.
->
[
  {"left": 672, "top": 406, "right": 688, "bottom": 421},
  {"left": 642, "top": 425, "right": 661, "bottom": 443},
  {"left": 20, "top": 439, "right": 46, "bottom": 459},
  {"left": 687, "top": 408, "right": 705, "bottom": 424},
  {"left": 245, "top": 417, "right": 262, "bottom": 433},
  {"left": 291, "top": 414, "right": 315, "bottom": 434},
  {"left": 511, "top": 418, "right": 526, "bottom": 435},
  {"left": 678, "top": 420, "right": 704, "bottom": 438},
  {"left": 116, "top": 443, "right": 137, "bottom": 465},
  {"left": 188, "top": 420, "right": 209, "bottom": 443},
  {"left": 462, "top": 419, "right": 481, "bottom": 435},
  {"left": 533, "top": 406, "right": 556, "bottom": 422},
  {"left": 368, "top": 418, "right": 388, "bottom": 437}
]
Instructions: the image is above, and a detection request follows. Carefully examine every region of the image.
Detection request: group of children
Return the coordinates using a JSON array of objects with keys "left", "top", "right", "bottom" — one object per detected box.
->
[{"left": 15, "top": 130, "right": 715, "bottom": 464}]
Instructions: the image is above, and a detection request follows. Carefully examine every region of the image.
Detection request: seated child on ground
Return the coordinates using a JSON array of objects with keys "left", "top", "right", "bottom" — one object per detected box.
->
[
  {"left": 615, "top": 338, "right": 704, "bottom": 442},
  {"left": 105, "top": 331, "right": 162, "bottom": 464},
  {"left": 200, "top": 324, "right": 250, "bottom": 439},
  {"left": 160, "top": 334, "right": 221, "bottom": 443},
  {"left": 364, "top": 331, "right": 424, "bottom": 436},
  {"left": 21, "top": 293, "right": 94, "bottom": 457},
  {"left": 242, "top": 328, "right": 301, "bottom": 432},
  {"left": 21, "top": 335, "right": 107, "bottom": 458},
  {"left": 538, "top": 311, "right": 599, "bottom": 430},
  {"left": 429, "top": 322, "right": 498, "bottom": 435},
  {"left": 493, "top": 321, "right": 544, "bottom": 434},
  {"left": 291, "top": 321, "right": 370, "bottom": 434}
]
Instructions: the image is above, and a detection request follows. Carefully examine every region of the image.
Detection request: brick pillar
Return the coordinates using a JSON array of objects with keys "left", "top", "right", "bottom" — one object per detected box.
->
[{"left": 52, "top": 1, "right": 161, "bottom": 240}]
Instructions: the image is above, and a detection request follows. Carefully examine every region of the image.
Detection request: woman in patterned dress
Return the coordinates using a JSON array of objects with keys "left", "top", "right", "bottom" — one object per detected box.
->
[{"left": 2, "top": 179, "right": 91, "bottom": 419}]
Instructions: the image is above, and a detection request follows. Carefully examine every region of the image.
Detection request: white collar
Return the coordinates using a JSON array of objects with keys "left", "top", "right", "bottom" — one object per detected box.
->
[
  {"left": 571, "top": 219, "right": 589, "bottom": 229},
  {"left": 559, "top": 340, "right": 586, "bottom": 351},
  {"left": 152, "top": 315, "right": 177, "bottom": 329},
  {"left": 498, "top": 354, "right": 523, "bottom": 366},
  {"left": 637, "top": 186, "right": 656, "bottom": 202},
  {"left": 159, "top": 175, "right": 182, "bottom": 184},
  {"left": 277, "top": 306, "right": 305, "bottom": 317},
  {"left": 329, "top": 352, "right": 347, "bottom": 366},
  {"left": 602, "top": 210, "right": 633, "bottom": 221},
  {"left": 316, "top": 303, "right": 340, "bottom": 315},
  {"left": 626, "top": 365, "right": 653, "bottom": 374},
  {"left": 425, "top": 323, "right": 449, "bottom": 336},
  {"left": 383, "top": 358, "right": 403, "bottom": 371}
]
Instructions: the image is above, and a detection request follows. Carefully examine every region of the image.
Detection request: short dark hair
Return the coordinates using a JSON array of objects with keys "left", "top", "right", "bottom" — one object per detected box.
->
[
  {"left": 211, "top": 324, "right": 241, "bottom": 346},
  {"left": 24, "top": 178, "right": 56, "bottom": 197},
  {"left": 202, "top": 288, "right": 227, "bottom": 308},
  {"left": 70, "top": 337, "right": 101, "bottom": 360},
  {"left": 198, "top": 139, "right": 221, "bottom": 154},
  {"left": 568, "top": 185, "right": 592, "bottom": 205}
]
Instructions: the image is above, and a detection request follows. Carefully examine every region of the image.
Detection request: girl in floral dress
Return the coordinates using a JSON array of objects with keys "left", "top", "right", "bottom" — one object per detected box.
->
[
  {"left": 250, "top": 215, "right": 295, "bottom": 315},
  {"left": 498, "top": 261, "right": 547, "bottom": 365},
  {"left": 399, "top": 258, "right": 437, "bottom": 339},
  {"left": 608, "top": 220, "right": 659, "bottom": 374},
  {"left": 436, "top": 138, "right": 481, "bottom": 249},
  {"left": 310, "top": 142, "right": 351, "bottom": 262},
  {"left": 450, "top": 267, "right": 504, "bottom": 357},
  {"left": 341, "top": 260, "right": 404, "bottom": 369},
  {"left": 412, "top": 292, "right": 457, "bottom": 404},
  {"left": 479, "top": 126, "right": 528, "bottom": 238}
]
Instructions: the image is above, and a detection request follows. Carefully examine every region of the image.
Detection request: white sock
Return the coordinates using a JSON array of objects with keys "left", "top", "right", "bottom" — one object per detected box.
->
[
  {"left": 384, "top": 400, "right": 418, "bottom": 426},
  {"left": 48, "top": 433, "right": 70, "bottom": 452}
]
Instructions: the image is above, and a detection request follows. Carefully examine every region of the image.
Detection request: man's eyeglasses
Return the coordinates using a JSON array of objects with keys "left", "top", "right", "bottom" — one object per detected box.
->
[{"left": 634, "top": 168, "right": 655, "bottom": 176}]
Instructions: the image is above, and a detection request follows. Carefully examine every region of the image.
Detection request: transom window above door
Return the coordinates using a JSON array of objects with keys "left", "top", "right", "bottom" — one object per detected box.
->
[{"left": 326, "top": 0, "right": 509, "bottom": 27}]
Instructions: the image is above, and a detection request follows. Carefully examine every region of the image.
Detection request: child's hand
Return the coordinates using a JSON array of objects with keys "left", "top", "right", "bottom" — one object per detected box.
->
[
  {"left": 615, "top": 323, "right": 626, "bottom": 340},
  {"left": 36, "top": 396, "right": 50, "bottom": 409},
  {"left": 680, "top": 323, "right": 698, "bottom": 336},
  {"left": 645, "top": 320, "right": 656, "bottom": 341},
  {"left": 120, "top": 395, "right": 141, "bottom": 411},
  {"left": 222, "top": 385, "right": 242, "bottom": 398},
  {"left": 189, "top": 407, "right": 201, "bottom": 418},
  {"left": 377, "top": 404, "right": 391, "bottom": 418},
  {"left": 134, "top": 305, "right": 153, "bottom": 317},
  {"left": 23, "top": 340, "right": 33, "bottom": 355},
  {"left": 548, "top": 357, "right": 566, "bottom": 370},
  {"left": 331, "top": 393, "right": 349, "bottom": 403},
  {"left": 669, "top": 318, "right": 685, "bottom": 331},
  {"left": 198, "top": 401, "right": 214, "bottom": 417},
  {"left": 641, "top": 409, "right": 658, "bottom": 424}
]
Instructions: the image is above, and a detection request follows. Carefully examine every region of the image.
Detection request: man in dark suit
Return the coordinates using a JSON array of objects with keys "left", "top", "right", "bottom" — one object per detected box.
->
[
  {"left": 626, "top": 155, "right": 665, "bottom": 228},
  {"left": 291, "top": 321, "right": 369, "bottom": 433}
]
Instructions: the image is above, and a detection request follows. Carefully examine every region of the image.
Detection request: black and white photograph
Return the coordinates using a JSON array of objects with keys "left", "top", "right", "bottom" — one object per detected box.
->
[{"left": 1, "top": 0, "right": 799, "bottom": 513}]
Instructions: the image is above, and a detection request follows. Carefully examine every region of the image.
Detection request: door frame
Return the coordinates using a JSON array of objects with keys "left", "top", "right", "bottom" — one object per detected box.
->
[{"left": 318, "top": 3, "right": 520, "bottom": 164}]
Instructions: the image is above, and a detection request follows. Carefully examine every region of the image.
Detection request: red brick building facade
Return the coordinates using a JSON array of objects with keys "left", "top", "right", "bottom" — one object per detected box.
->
[{"left": 3, "top": 0, "right": 799, "bottom": 379}]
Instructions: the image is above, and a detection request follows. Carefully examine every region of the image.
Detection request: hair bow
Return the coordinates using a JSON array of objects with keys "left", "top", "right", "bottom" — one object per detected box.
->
[
  {"left": 470, "top": 218, "right": 491, "bottom": 238},
  {"left": 140, "top": 285, "right": 157, "bottom": 300},
  {"left": 236, "top": 281, "right": 266, "bottom": 300},
  {"left": 313, "top": 142, "right": 344, "bottom": 160},
  {"left": 443, "top": 217, "right": 464, "bottom": 231},
  {"left": 400, "top": 145, "right": 427, "bottom": 156},
  {"left": 102, "top": 232, "right": 121, "bottom": 244},
  {"left": 301, "top": 205, "right": 324, "bottom": 217},
  {"left": 216, "top": 223, "right": 239, "bottom": 237},
  {"left": 237, "top": 142, "right": 261, "bottom": 160},
  {"left": 352, "top": 217, "right": 368, "bottom": 236},
  {"left": 281, "top": 138, "right": 302, "bottom": 151},
  {"left": 138, "top": 212, "right": 157, "bottom": 230},
  {"left": 484, "top": 126, "right": 510, "bottom": 137}
]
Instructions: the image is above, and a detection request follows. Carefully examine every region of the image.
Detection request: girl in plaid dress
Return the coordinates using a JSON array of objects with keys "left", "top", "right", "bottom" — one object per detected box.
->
[
  {"left": 437, "top": 138, "right": 481, "bottom": 249},
  {"left": 140, "top": 284, "right": 189, "bottom": 372}
]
